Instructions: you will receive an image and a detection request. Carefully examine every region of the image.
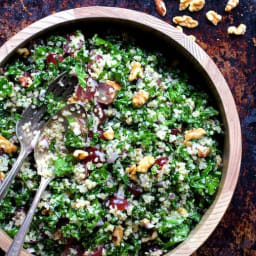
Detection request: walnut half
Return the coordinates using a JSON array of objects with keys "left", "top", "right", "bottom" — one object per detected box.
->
[
  {"left": 189, "top": 0, "right": 205, "bottom": 12},
  {"left": 228, "top": 24, "right": 246, "bottom": 35},
  {"left": 206, "top": 11, "right": 222, "bottom": 26},
  {"left": 173, "top": 15, "right": 199, "bottom": 28},
  {"left": 225, "top": 0, "right": 239, "bottom": 12}
]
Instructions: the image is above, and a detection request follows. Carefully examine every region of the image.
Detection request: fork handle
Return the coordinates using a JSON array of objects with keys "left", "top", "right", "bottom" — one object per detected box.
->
[
  {"left": 6, "top": 177, "right": 51, "bottom": 256},
  {"left": 0, "top": 149, "right": 29, "bottom": 201}
]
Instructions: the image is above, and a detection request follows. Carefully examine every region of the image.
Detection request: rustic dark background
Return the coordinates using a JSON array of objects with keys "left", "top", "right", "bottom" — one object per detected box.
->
[{"left": 0, "top": 0, "right": 255, "bottom": 255}]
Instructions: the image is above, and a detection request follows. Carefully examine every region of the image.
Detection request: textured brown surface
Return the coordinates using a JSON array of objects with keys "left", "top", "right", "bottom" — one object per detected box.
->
[{"left": 0, "top": 0, "right": 255, "bottom": 255}]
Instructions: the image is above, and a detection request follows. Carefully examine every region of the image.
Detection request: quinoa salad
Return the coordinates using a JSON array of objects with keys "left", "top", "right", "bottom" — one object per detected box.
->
[{"left": 0, "top": 30, "right": 223, "bottom": 256}]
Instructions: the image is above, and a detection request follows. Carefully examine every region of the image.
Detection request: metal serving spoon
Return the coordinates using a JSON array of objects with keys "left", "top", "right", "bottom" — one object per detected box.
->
[
  {"left": 0, "top": 72, "right": 77, "bottom": 200},
  {"left": 6, "top": 103, "right": 87, "bottom": 256}
]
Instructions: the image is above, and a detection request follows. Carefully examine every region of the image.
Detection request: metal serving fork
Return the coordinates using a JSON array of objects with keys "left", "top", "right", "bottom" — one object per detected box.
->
[{"left": 0, "top": 71, "right": 77, "bottom": 200}]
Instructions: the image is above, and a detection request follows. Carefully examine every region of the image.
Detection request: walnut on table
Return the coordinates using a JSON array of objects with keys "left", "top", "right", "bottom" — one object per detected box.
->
[
  {"left": 228, "top": 24, "right": 246, "bottom": 35},
  {"left": 189, "top": 0, "right": 205, "bottom": 12},
  {"left": 179, "top": 0, "right": 205, "bottom": 12},
  {"left": 155, "top": 0, "right": 167, "bottom": 16},
  {"left": 206, "top": 10, "right": 222, "bottom": 26},
  {"left": 173, "top": 15, "right": 199, "bottom": 28},
  {"left": 225, "top": 0, "right": 239, "bottom": 12}
]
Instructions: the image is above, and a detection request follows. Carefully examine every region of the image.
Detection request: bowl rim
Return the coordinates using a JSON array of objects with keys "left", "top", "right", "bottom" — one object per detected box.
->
[{"left": 0, "top": 6, "right": 242, "bottom": 256}]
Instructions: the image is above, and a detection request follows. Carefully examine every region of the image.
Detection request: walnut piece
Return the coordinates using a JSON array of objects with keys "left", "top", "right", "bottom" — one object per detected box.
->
[
  {"left": 106, "top": 80, "right": 121, "bottom": 91},
  {"left": 140, "top": 218, "right": 150, "bottom": 227},
  {"left": 179, "top": 0, "right": 204, "bottom": 12},
  {"left": 176, "top": 25, "right": 183, "bottom": 32},
  {"left": 140, "top": 218, "right": 154, "bottom": 229},
  {"left": 155, "top": 0, "right": 167, "bottom": 16},
  {"left": 253, "top": 38, "right": 256, "bottom": 46},
  {"left": 189, "top": 0, "right": 205, "bottom": 12},
  {"left": 103, "top": 127, "right": 115, "bottom": 140},
  {"left": 132, "top": 90, "right": 149, "bottom": 107},
  {"left": 53, "top": 230, "right": 62, "bottom": 241},
  {"left": 0, "top": 171, "right": 5, "bottom": 180},
  {"left": 67, "top": 94, "right": 79, "bottom": 104},
  {"left": 142, "top": 230, "right": 158, "bottom": 243},
  {"left": 225, "top": 0, "right": 239, "bottom": 12},
  {"left": 128, "top": 62, "right": 143, "bottom": 81},
  {"left": 188, "top": 35, "right": 196, "bottom": 41},
  {"left": 184, "top": 128, "right": 206, "bottom": 146},
  {"left": 137, "top": 156, "right": 155, "bottom": 173},
  {"left": 18, "top": 75, "right": 33, "bottom": 88},
  {"left": 228, "top": 24, "right": 246, "bottom": 35},
  {"left": 73, "top": 150, "right": 88, "bottom": 160},
  {"left": 198, "top": 147, "right": 211, "bottom": 158},
  {"left": 17, "top": 48, "right": 30, "bottom": 56},
  {"left": 216, "top": 155, "right": 222, "bottom": 167},
  {"left": 173, "top": 15, "right": 199, "bottom": 28},
  {"left": 179, "top": 0, "right": 192, "bottom": 11},
  {"left": 126, "top": 156, "right": 155, "bottom": 181},
  {"left": 126, "top": 165, "right": 137, "bottom": 181},
  {"left": 41, "top": 209, "right": 52, "bottom": 216},
  {"left": 177, "top": 207, "right": 189, "bottom": 217},
  {"left": 112, "top": 226, "right": 124, "bottom": 246},
  {"left": 72, "top": 199, "right": 90, "bottom": 209},
  {"left": 0, "top": 135, "right": 17, "bottom": 154},
  {"left": 206, "top": 11, "right": 222, "bottom": 26}
]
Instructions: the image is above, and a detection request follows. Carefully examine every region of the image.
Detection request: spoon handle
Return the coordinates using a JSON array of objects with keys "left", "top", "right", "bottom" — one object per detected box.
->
[
  {"left": 0, "top": 148, "right": 29, "bottom": 201},
  {"left": 6, "top": 177, "right": 51, "bottom": 256}
]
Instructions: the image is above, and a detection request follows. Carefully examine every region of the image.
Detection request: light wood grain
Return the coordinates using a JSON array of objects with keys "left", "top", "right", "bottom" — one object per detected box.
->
[{"left": 0, "top": 7, "right": 242, "bottom": 256}]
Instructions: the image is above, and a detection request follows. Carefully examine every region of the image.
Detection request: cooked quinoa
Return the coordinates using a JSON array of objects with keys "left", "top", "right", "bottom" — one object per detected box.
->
[{"left": 0, "top": 30, "right": 223, "bottom": 256}]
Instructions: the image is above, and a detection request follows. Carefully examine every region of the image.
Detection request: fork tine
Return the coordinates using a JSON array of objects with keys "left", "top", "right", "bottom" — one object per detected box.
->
[{"left": 47, "top": 71, "right": 67, "bottom": 93}]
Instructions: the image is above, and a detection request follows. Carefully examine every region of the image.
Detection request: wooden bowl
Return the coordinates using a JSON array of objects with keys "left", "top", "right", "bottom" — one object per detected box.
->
[{"left": 0, "top": 7, "right": 241, "bottom": 256}]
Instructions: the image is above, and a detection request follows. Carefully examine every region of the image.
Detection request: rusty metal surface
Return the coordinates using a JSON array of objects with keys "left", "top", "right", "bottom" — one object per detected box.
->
[{"left": 0, "top": 0, "right": 255, "bottom": 255}]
